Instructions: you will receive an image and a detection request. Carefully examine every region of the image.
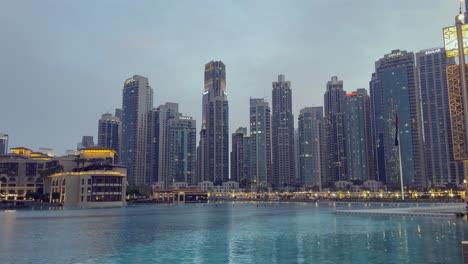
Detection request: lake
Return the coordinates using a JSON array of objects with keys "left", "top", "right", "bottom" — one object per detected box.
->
[{"left": 0, "top": 202, "right": 465, "bottom": 263}]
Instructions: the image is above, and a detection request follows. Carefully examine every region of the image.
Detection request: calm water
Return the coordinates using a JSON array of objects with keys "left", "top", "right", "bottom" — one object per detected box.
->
[{"left": 0, "top": 202, "right": 466, "bottom": 264}]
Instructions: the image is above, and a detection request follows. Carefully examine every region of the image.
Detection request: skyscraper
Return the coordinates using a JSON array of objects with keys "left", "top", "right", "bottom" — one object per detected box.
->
[
  {"left": 121, "top": 75, "right": 153, "bottom": 186},
  {"left": 250, "top": 98, "right": 272, "bottom": 188},
  {"left": 324, "top": 76, "right": 346, "bottom": 186},
  {"left": 231, "top": 127, "right": 251, "bottom": 187},
  {"left": 77, "top": 136, "right": 94, "bottom": 150},
  {"left": 199, "top": 61, "right": 229, "bottom": 185},
  {"left": 370, "top": 50, "right": 425, "bottom": 189},
  {"left": 167, "top": 115, "right": 197, "bottom": 185},
  {"left": 417, "top": 47, "right": 464, "bottom": 186},
  {"left": 98, "top": 113, "right": 122, "bottom": 163},
  {"left": 147, "top": 103, "right": 179, "bottom": 187},
  {"left": 298, "top": 107, "right": 325, "bottom": 189},
  {"left": 344, "top": 89, "right": 374, "bottom": 181},
  {"left": 0, "top": 133, "right": 8, "bottom": 155},
  {"left": 272, "top": 74, "right": 295, "bottom": 189}
]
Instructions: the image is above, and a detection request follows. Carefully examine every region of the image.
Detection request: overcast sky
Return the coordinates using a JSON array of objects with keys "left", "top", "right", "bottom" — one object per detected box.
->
[{"left": 0, "top": 0, "right": 459, "bottom": 155}]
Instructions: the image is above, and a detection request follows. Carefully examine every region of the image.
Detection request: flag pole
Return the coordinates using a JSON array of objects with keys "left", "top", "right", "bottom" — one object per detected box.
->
[
  {"left": 395, "top": 112, "right": 404, "bottom": 201},
  {"left": 398, "top": 141, "right": 404, "bottom": 201}
]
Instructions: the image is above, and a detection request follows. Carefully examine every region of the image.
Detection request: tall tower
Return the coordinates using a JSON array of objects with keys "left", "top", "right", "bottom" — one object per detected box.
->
[
  {"left": 324, "top": 76, "right": 346, "bottom": 186},
  {"left": 344, "top": 89, "right": 374, "bottom": 181},
  {"left": 200, "top": 61, "right": 229, "bottom": 185},
  {"left": 370, "top": 50, "right": 425, "bottom": 189},
  {"left": 0, "top": 133, "right": 8, "bottom": 155},
  {"left": 97, "top": 113, "right": 122, "bottom": 163},
  {"left": 298, "top": 107, "right": 325, "bottom": 189},
  {"left": 417, "top": 48, "right": 464, "bottom": 186},
  {"left": 147, "top": 103, "right": 179, "bottom": 187},
  {"left": 121, "top": 75, "right": 153, "bottom": 186},
  {"left": 250, "top": 98, "right": 272, "bottom": 188},
  {"left": 272, "top": 74, "right": 295, "bottom": 189},
  {"left": 167, "top": 115, "right": 197, "bottom": 185},
  {"left": 231, "top": 127, "right": 251, "bottom": 187}
]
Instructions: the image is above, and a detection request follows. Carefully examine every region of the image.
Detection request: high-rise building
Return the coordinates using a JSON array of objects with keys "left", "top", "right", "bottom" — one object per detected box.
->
[
  {"left": 250, "top": 98, "right": 272, "bottom": 188},
  {"left": 77, "top": 136, "right": 94, "bottom": 150},
  {"left": 121, "top": 75, "right": 153, "bottom": 186},
  {"left": 370, "top": 50, "right": 425, "bottom": 189},
  {"left": 0, "top": 134, "right": 8, "bottom": 155},
  {"left": 147, "top": 103, "right": 179, "bottom": 187},
  {"left": 199, "top": 61, "right": 229, "bottom": 185},
  {"left": 417, "top": 47, "right": 464, "bottom": 186},
  {"left": 344, "top": 89, "right": 374, "bottom": 181},
  {"left": 271, "top": 74, "right": 295, "bottom": 189},
  {"left": 98, "top": 113, "right": 122, "bottom": 164},
  {"left": 324, "top": 76, "right": 346, "bottom": 186},
  {"left": 167, "top": 115, "right": 197, "bottom": 185},
  {"left": 231, "top": 127, "right": 251, "bottom": 187},
  {"left": 115, "top": 108, "right": 123, "bottom": 120},
  {"left": 298, "top": 107, "right": 325, "bottom": 189}
]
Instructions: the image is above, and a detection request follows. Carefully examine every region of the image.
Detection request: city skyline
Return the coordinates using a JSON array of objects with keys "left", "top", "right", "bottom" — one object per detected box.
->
[{"left": 0, "top": 1, "right": 457, "bottom": 154}]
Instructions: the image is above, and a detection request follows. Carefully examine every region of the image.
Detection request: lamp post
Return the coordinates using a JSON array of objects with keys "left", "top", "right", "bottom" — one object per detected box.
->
[{"left": 454, "top": 11, "right": 468, "bottom": 212}]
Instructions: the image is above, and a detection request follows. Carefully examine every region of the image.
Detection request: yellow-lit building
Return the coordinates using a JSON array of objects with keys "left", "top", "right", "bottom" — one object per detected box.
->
[
  {"left": 0, "top": 147, "right": 56, "bottom": 199},
  {"left": 48, "top": 147, "right": 127, "bottom": 208}
]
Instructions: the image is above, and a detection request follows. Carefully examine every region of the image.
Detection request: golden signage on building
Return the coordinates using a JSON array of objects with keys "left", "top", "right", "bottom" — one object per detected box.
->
[
  {"left": 447, "top": 64, "right": 468, "bottom": 160},
  {"left": 443, "top": 25, "right": 468, "bottom": 58}
]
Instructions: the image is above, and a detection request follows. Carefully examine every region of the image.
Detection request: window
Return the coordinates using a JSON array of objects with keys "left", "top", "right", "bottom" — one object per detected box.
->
[
  {"left": 81, "top": 179, "right": 84, "bottom": 185},
  {"left": 81, "top": 196, "right": 83, "bottom": 202},
  {"left": 81, "top": 187, "right": 84, "bottom": 194}
]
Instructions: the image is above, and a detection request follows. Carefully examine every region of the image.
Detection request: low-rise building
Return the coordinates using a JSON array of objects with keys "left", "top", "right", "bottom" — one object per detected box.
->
[
  {"left": 0, "top": 147, "right": 59, "bottom": 199},
  {"left": 48, "top": 147, "right": 127, "bottom": 208},
  {"left": 363, "top": 180, "right": 385, "bottom": 192}
]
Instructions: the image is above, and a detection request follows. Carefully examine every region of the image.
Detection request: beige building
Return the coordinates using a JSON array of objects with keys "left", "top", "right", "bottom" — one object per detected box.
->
[
  {"left": 48, "top": 148, "right": 127, "bottom": 208},
  {"left": 0, "top": 147, "right": 57, "bottom": 199}
]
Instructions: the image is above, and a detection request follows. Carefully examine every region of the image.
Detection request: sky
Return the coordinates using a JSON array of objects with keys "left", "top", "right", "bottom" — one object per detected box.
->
[{"left": 0, "top": 0, "right": 460, "bottom": 155}]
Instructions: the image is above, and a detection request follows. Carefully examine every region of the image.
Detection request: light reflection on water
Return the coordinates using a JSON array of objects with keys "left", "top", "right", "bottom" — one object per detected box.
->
[{"left": 0, "top": 202, "right": 465, "bottom": 264}]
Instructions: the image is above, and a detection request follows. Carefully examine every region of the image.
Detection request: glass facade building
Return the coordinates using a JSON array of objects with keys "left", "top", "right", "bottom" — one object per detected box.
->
[
  {"left": 417, "top": 47, "right": 464, "bottom": 185},
  {"left": 121, "top": 75, "right": 153, "bottom": 186},
  {"left": 0, "top": 134, "right": 8, "bottom": 155},
  {"left": 231, "top": 127, "right": 251, "bottom": 188},
  {"left": 200, "top": 61, "right": 229, "bottom": 185},
  {"left": 370, "top": 50, "right": 425, "bottom": 189},
  {"left": 324, "top": 76, "right": 346, "bottom": 186},
  {"left": 272, "top": 75, "right": 295, "bottom": 189},
  {"left": 344, "top": 89, "right": 373, "bottom": 181},
  {"left": 167, "top": 115, "right": 196, "bottom": 185},
  {"left": 97, "top": 113, "right": 121, "bottom": 164},
  {"left": 250, "top": 98, "right": 271, "bottom": 188},
  {"left": 298, "top": 107, "right": 324, "bottom": 189}
]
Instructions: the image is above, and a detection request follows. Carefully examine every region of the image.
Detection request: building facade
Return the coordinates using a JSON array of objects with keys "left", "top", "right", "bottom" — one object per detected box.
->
[
  {"left": 298, "top": 107, "right": 325, "bottom": 189},
  {"left": 417, "top": 47, "right": 464, "bottom": 186},
  {"left": 98, "top": 113, "right": 121, "bottom": 164},
  {"left": 344, "top": 89, "right": 374, "bottom": 181},
  {"left": 147, "top": 103, "right": 179, "bottom": 188},
  {"left": 167, "top": 115, "right": 197, "bottom": 186},
  {"left": 231, "top": 127, "right": 250, "bottom": 187},
  {"left": 370, "top": 50, "right": 425, "bottom": 189},
  {"left": 0, "top": 134, "right": 8, "bottom": 155},
  {"left": 121, "top": 75, "right": 153, "bottom": 186},
  {"left": 49, "top": 148, "right": 127, "bottom": 208},
  {"left": 199, "top": 61, "right": 229, "bottom": 185},
  {"left": 250, "top": 98, "right": 272, "bottom": 188},
  {"left": 271, "top": 74, "right": 295, "bottom": 189},
  {"left": 324, "top": 76, "right": 346, "bottom": 186},
  {"left": 0, "top": 147, "right": 59, "bottom": 198},
  {"left": 77, "top": 136, "right": 94, "bottom": 150}
]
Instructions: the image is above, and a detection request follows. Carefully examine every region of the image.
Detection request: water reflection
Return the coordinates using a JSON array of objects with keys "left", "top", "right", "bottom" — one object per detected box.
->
[{"left": 0, "top": 203, "right": 466, "bottom": 264}]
